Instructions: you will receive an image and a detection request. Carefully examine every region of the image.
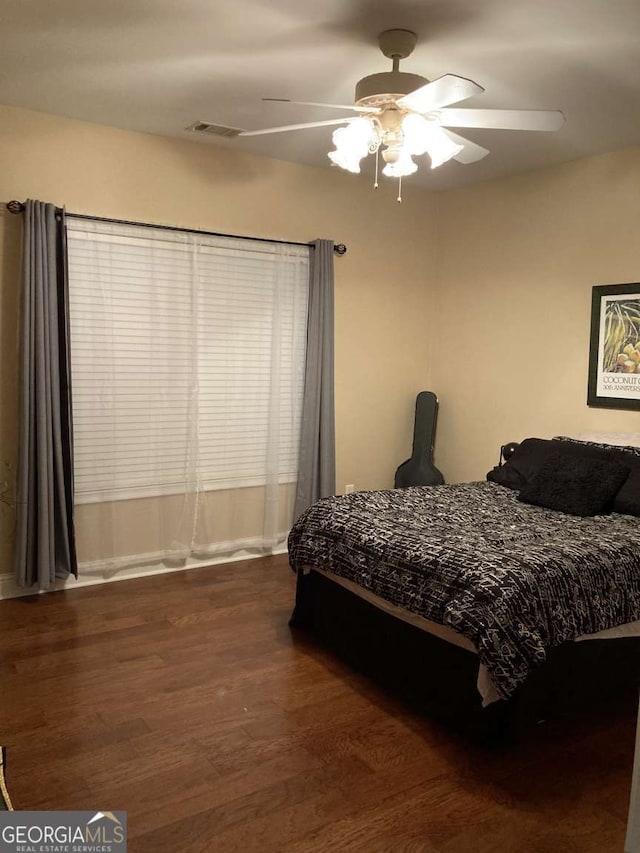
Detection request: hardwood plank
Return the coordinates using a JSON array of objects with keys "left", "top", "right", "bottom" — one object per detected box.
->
[{"left": 128, "top": 757, "right": 372, "bottom": 850}]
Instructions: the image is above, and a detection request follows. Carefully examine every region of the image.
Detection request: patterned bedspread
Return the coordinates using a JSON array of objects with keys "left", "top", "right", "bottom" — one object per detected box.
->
[{"left": 288, "top": 482, "right": 640, "bottom": 700}]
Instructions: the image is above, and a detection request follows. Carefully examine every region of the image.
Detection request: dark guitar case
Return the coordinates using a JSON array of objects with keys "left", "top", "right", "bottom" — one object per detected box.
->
[{"left": 394, "top": 391, "right": 445, "bottom": 487}]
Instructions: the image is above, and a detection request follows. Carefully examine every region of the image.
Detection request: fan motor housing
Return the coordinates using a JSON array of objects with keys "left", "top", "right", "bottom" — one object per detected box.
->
[{"left": 355, "top": 71, "right": 428, "bottom": 108}]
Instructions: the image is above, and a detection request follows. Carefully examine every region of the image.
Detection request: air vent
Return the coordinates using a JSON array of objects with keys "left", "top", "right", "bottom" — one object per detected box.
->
[{"left": 186, "top": 121, "right": 242, "bottom": 138}]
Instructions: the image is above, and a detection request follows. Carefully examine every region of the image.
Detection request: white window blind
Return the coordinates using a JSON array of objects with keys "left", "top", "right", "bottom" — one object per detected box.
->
[{"left": 66, "top": 218, "right": 309, "bottom": 503}]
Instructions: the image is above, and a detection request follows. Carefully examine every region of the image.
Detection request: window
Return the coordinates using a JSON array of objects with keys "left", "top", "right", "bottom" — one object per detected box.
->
[{"left": 67, "top": 218, "right": 309, "bottom": 503}]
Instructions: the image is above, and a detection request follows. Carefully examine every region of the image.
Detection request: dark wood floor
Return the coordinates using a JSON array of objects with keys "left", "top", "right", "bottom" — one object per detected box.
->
[{"left": 0, "top": 555, "right": 635, "bottom": 852}]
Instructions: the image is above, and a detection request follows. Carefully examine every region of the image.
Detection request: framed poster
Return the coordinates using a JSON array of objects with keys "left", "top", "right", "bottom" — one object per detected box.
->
[{"left": 588, "top": 283, "right": 640, "bottom": 410}]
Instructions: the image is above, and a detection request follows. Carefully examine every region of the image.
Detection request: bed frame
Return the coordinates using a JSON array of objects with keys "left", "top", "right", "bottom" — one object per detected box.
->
[{"left": 291, "top": 568, "right": 640, "bottom": 741}]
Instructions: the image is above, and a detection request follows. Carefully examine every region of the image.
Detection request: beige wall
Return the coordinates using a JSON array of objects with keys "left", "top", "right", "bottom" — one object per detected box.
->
[
  {"left": 0, "top": 104, "right": 438, "bottom": 569},
  {"left": 432, "top": 146, "right": 640, "bottom": 483}
]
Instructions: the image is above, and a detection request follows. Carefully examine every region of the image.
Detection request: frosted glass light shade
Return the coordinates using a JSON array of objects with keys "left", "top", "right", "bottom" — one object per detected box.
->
[
  {"left": 402, "top": 113, "right": 463, "bottom": 169},
  {"left": 401, "top": 113, "right": 433, "bottom": 156},
  {"left": 328, "top": 117, "right": 375, "bottom": 173},
  {"left": 425, "top": 127, "right": 463, "bottom": 169},
  {"left": 382, "top": 150, "right": 418, "bottom": 177}
]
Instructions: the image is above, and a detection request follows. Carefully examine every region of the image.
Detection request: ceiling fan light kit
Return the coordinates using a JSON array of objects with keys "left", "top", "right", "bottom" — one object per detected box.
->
[
  {"left": 209, "top": 28, "right": 565, "bottom": 202},
  {"left": 325, "top": 30, "right": 487, "bottom": 199}
]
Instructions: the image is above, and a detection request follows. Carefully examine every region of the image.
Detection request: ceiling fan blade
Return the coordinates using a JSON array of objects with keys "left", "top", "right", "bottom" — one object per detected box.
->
[
  {"left": 263, "top": 98, "right": 381, "bottom": 115},
  {"left": 238, "top": 118, "right": 351, "bottom": 137},
  {"left": 439, "top": 108, "right": 565, "bottom": 131},
  {"left": 397, "top": 74, "right": 484, "bottom": 113},
  {"left": 442, "top": 129, "right": 490, "bottom": 164}
]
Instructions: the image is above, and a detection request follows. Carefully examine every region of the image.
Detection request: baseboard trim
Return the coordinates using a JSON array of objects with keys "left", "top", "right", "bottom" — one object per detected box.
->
[{"left": 0, "top": 543, "right": 288, "bottom": 600}]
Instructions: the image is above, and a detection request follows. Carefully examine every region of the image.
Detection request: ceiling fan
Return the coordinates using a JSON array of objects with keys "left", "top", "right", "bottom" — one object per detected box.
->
[{"left": 209, "top": 29, "right": 565, "bottom": 197}]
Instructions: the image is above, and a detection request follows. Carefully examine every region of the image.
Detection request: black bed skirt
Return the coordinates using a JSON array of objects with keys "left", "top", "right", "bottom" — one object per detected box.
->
[{"left": 290, "top": 569, "right": 640, "bottom": 741}]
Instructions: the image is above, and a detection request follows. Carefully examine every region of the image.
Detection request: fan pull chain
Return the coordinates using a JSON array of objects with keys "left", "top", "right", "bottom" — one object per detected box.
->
[
  {"left": 374, "top": 148, "right": 379, "bottom": 189},
  {"left": 397, "top": 176, "right": 402, "bottom": 203}
]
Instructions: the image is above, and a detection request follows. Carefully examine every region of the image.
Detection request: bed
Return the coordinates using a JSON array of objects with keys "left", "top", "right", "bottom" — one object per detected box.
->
[{"left": 288, "top": 436, "right": 640, "bottom": 738}]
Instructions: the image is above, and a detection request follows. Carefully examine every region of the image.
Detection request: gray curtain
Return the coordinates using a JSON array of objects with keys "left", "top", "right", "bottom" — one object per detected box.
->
[
  {"left": 14, "top": 200, "right": 77, "bottom": 589},
  {"left": 294, "top": 239, "right": 336, "bottom": 519}
]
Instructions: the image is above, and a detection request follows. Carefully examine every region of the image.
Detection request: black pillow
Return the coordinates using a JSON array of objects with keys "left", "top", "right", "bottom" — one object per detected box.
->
[
  {"left": 487, "top": 438, "right": 557, "bottom": 490},
  {"left": 517, "top": 452, "right": 629, "bottom": 517},
  {"left": 552, "top": 437, "right": 640, "bottom": 517},
  {"left": 487, "top": 436, "right": 640, "bottom": 517},
  {"left": 613, "top": 473, "right": 640, "bottom": 516}
]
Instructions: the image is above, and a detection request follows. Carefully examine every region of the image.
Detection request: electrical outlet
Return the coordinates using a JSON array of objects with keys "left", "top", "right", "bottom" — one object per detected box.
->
[{"left": 345, "top": 484, "right": 355, "bottom": 494}]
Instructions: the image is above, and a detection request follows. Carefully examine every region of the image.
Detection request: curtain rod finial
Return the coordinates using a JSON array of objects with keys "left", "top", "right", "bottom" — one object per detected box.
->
[
  {"left": 6, "top": 200, "right": 25, "bottom": 214},
  {"left": 334, "top": 243, "right": 347, "bottom": 256}
]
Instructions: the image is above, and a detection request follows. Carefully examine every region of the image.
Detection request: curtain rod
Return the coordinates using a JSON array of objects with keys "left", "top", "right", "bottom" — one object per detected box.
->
[{"left": 5, "top": 201, "right": 347, "bottom": 255}]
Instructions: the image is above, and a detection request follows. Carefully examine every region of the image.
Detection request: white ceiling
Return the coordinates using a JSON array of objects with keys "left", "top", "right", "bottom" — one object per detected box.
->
[{"left": 1, "top": 0, "right": 640, "bottom": 190}]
